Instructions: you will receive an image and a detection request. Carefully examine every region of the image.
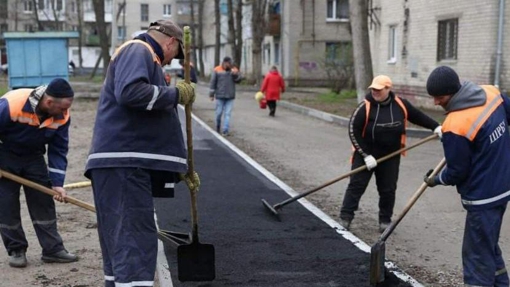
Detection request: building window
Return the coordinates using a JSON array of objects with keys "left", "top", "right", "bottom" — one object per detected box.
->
[
  {"left": 163, "top": 4, "right": 171, "bottom": 17},
  {"left": 388, "top": 25, "right": 397, "bottom": 63},
  {"left": 274, "top": 42, "right": 280, "bottom": 64},
  {"left": 24, "top": 0, "right": 33, "bottom": 12},
  {"left": 326, "top": 42, "right": 351, "bottom": 63},
  {"left": 327, "top": 0, "right": 349, "bottom": 21},
  {"left": 177, "top": 3, "right": 191, "bottom": 15},
  {"left": 141, "top": 4, "right": 149, "bottom": 22},
  {"left": 37, "top": 0, "right": 44, "bottom": 9},
  {"left": 437, "top": 18, "right": 458, "bottom": 61},
  {"left": 117, "top": 26, "right": 126, "bottom": 40}
]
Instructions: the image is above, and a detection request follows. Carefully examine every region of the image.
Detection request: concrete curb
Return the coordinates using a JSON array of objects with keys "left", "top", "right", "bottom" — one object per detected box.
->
[{"left": 278, "top": 100, "right": 434, "bottom": 139}]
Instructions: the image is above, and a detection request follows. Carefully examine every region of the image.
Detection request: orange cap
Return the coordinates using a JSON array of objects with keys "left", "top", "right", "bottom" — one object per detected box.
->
[{"left": 368, "top": 75, "right": 392, "bottom": 89}]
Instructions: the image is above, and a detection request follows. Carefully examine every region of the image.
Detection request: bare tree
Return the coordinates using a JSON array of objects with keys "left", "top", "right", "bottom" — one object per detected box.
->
[
  {"left": 251, "top": 0, "right": 268, "bottom": 85},
  {"left": 189, "top": 0, "right": 198, "bottom": 67},
  {"left": 227, "top": 0, "right": 235, "bottom": 58},
  {"left": 214, "top": 0, "right": 221, "bottom": 67},
  {"left": 197, "top": 0, "right": 205, "bottom": 77},
  {"left": 349, "top": 0, "right": 373, "bottom": 103},
  {"left": 319, "top": 43, "right": 354, "bottom": 93},
  {"left": 91, "top": 0, "right": 110, "bottom": 77},
  {"left": 234, "top": 0, "right": 242, "bottom": 68},
  {"left": 90, "top": 1, "right": 125, "bottom": 79},
  {"left": 77, "top": 0, "right": 84, "bottom": 74},
  {"left": 31, "top": 0, "right": 45, "bottom": 30}
]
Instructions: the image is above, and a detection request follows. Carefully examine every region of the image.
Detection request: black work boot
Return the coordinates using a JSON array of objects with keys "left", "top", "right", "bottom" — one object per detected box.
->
[
  {"left": 9, "top": 250, "right": 27, "bottom": 268},
  {"left": 41, "top": 250, "right": 79, "bottom": 263}
]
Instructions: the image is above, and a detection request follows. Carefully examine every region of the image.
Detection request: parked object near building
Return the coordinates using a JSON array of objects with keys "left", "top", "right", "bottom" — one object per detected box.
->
[{"left": 4, "top": 32, "right": 79, "bottom": 89}]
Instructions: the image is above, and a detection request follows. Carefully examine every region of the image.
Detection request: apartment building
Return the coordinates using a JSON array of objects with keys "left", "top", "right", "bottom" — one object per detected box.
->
[{"left": 370, "top": 0, "right": 510, "bottom": 107}]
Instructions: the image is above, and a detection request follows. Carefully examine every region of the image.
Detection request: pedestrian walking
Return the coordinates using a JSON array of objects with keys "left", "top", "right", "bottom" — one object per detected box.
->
[
  {"left": 424, "top": 66, "right": 510, "bottom": 286},
  {"left": 85, "top": 19, "right": 199, "bottom": 287},
  {"left": 209, "top": 56, "right": 242, "bottom": 135},
  {"left": 339, "top": 75, "right": 442, "bottom": 233},
  {"left": 261, "top": 66, "right": 285, "bottom": 117},
  {"left": 0, "top": 78, "right": 78, "bottom": 268}
]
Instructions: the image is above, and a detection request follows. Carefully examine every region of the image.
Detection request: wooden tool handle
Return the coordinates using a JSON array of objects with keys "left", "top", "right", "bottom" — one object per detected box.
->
[
  {"left": 0, "top": 169, "right": 96, "bottom": 212},
  {"left": 380, "top": 157, "right": 446, "bottom": 241}
]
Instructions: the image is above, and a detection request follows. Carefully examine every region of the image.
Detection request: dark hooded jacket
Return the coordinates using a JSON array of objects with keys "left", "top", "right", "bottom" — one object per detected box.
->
[
  {"left": 349, "top": 91, "right": 439, "bottom": 158},
  {"left": 433, "top": 82, "right": 510, "bottom": 210}
]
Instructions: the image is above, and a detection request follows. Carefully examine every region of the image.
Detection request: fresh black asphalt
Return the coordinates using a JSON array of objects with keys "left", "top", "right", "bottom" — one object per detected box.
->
[{"left": 154, "top": 117, "right": 413, "bottom": 287}]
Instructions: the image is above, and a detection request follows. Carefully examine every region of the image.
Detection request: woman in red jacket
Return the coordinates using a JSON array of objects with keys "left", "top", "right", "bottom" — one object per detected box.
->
[{"left": 261, "top": 66, "right": 285, "bottom": 117}]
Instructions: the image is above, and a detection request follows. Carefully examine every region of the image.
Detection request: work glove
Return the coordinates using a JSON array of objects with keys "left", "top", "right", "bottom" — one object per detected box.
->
[
  {"left": 433, "top": 125, "right": 443, "bottom": 139},
  {"left": 423, "top": 169, "right": 438, "bottom": 187},
  {"left": 363, "top": 155, "right": 377, "bottom": 171},
  {"left": 176, "top": 81, "right": 196, "bottom": 105},
  {"left": 180, "top": 171, "right": 200, "bottom": 191}
]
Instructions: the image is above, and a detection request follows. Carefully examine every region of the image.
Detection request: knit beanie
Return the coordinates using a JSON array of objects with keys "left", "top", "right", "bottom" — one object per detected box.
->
[
  {"left": 46, "top": 78, "right": 74, "bottom": 98},
  {"left": 426, "top": 66, "right": 461, "bottom": 96}
]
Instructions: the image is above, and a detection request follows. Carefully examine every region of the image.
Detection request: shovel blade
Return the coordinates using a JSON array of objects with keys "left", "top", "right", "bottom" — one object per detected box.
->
[
  {"left": 370, "top": 240, "right": 386, "bottom": 285},
  {"left": 177, "top": 241, "right": 216, "bottom": 282}
]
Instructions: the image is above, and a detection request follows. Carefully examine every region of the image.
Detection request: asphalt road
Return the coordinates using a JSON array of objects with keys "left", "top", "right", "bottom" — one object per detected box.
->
[{"left": 154, "top": 110, "right": 413, "bottom": 287}]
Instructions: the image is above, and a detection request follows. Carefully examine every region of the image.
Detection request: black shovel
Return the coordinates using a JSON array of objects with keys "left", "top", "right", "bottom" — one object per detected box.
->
[
  {"left": 177, "top": 26, "right": 215, "bottom": 282},
  {"left": 369, "top": 157, "right": 446, "bottom": 285}
]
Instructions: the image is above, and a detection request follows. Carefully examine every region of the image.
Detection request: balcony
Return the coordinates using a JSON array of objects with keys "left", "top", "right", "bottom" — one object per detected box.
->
[{"left": 267, "top": 14, "right": 280, "bottom": 36}]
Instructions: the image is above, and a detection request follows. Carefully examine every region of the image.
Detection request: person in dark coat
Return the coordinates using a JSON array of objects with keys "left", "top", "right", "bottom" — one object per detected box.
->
[
  {"left": 339, "top": 75, "right": 442, "bottom": 233},
  {"left": 424, "top": 66, "right": 510, "bottom": 286},
  {"left": 261, "top": 66, "right": 285, "bottom": 117},
  {"left": 0, "top": 78, "right": 78, "bottom": 268},
  {"left": 85, "top": 19, "right": 198, "bottom": 287}
]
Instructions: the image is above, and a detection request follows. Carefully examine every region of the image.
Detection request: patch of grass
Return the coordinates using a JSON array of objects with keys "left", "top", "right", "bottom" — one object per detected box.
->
[{"left": 317, "top": 89, "right": 357, "bottom": 103}]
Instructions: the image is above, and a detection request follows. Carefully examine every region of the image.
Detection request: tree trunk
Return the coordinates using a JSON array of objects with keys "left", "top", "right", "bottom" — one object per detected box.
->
[
  {"left": 234, "top": 0, "right": 243, "bottom": 68},
  {"left": 227, "top": 0, "right": 236, "bottom": 60},
  {"left": 77, "top": 0, "right": 84, "bottom": 75},
  {"left": 349, "top": 0, "right": 373, "bottom": 103},
  {"left": 92, "top": 0, "right": 110, "bottom": 78},
  {"left": 251, "top": 0, "right": 268, "bottom": 85},
  {"left": 189, "top": 0, "right": 198, "bottom": 66},
  {"left": 197, "top": 0, "right": 205, "bottom": 77},
  {"left": 214, "top": 0, "right": 220, "bottom": 67},
  {"left": 31, "top": 0, "right": 44, "bottom": 31}
]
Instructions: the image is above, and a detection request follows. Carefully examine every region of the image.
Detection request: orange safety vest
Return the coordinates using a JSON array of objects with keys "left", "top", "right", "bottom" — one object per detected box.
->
[
  {"left": 442, "top": 85, "right": 501, "bottom": 140},
  {"left": 111, "top": 40, "right": 161, "bottom": 66},
  {"left": 3, "top": 89, "right": 70, "bottom": 129},
  {"left": 361, "top": 97, "right": 408, "bottom": 155}
]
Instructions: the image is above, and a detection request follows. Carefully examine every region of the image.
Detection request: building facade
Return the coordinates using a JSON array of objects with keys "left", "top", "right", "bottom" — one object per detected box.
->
[{"left": 370, "top": 0, "right": 510, "bottom": 107}]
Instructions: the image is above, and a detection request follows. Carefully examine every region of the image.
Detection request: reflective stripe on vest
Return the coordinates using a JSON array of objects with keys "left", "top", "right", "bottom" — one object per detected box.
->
[
  {"left": 442, "top": 86, "right": 501, "bottom": 141},
  {"left": 3, "top": 89, "right": 70, "bottom": 129},
  {"left": 362, "top": 97, "right": 408, "bottom": 155},
  {"left": 111, "top": 39, "right": 161, "bottom": 65}
]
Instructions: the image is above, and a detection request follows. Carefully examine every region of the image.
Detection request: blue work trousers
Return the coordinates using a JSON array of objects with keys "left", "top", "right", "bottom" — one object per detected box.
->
[
  {"left": 463, "top": 203, "right": 509, "bottom": 287},
  {"left": 90, "top": 168, "right": 157, "bottom": 287},
  {"left": 215, "top": 98, "right": 234, "bottom": 134},
  {"left": 0, "top": 151, "right": 64, "bottom": 256}
]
